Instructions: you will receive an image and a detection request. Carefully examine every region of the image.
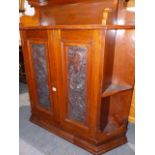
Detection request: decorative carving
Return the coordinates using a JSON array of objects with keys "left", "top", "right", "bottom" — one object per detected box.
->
[
  {"left": 102, "top": 8, "right": 112, "bottom": 25},
  {"left": 31, "top": 44, "right": 51, "bottom": 109},
  {"left": 19, "top": 0, "right": 25, "bottom": 13},
  {"left": 67, "top": 46, "right": 87, "bottom": 123}
]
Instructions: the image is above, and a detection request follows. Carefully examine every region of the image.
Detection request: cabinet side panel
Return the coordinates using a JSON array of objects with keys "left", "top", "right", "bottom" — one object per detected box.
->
[
  {"left": 112, "top": 29, "right": 135, "bottom": 86},
  {"left": 102, "top": 30, "right": 116, "bottom": 91}
]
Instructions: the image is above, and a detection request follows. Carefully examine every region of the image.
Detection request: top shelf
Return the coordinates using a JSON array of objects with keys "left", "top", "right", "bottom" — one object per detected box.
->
[{"left": 102, "top": 84, "right": 133, "bottom": 98}]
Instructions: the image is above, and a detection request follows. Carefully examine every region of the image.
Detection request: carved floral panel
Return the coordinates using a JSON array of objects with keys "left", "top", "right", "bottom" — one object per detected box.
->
[
  {"left": 31, "top": 44, "right": 51, "bottom": 109},
  {"left": 67, "top": 46, "right": 87, "bottom": 123}
]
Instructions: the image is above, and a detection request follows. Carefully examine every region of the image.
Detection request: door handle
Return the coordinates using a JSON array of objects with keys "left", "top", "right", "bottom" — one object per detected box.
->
[
  {"left": 52, "top": 86, "right": 57, "bottom": 92},
  {"left": 52, "top": 81, "right": 57, "bottom": 92}
]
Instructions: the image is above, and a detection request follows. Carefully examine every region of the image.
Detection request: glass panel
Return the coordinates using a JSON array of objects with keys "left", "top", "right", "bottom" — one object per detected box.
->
[
  {"left": 31, "top": 44, "right": 51, "bottom": 109},
  {"left": 67, "top": 46, "right": 87, "bottom": 123}
]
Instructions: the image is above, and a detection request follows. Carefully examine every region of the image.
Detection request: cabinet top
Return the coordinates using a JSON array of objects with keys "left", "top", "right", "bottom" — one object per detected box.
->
[{"left": 20, "top": 0, "right": 135, "bottom": 27}]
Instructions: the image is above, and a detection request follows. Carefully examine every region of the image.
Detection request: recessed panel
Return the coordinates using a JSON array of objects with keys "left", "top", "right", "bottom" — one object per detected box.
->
[
  {"left": 31, "top": 44, "right": 51, "bottom": 109},
  {"left": 67, "top": 46, "right": 87, "bottom": 123}
]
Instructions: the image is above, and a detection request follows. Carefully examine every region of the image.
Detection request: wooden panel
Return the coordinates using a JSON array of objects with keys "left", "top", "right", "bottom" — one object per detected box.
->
[
  {"left": 128, "top": 88, "right": 135, "bottom": 123},
  {"left": 26, "top": 30, "right": 48, "bottom": 39},
  {"left": 102, "top": 30, "right": 116, "bottom": 91},
  {"left": 60, "top": 40, "right": 92, "bottom": 133},
  {"left": 20, "top": 30, "right": 58, "bottom": 122},
  {"left": 20, "top": 0, "right": 118, "bottom": 26},
  {"left": 52, "top": 29, "right": 104, "bottom": 141},
  {"left": 112, "top": 29, "right": 135, "bottom": 86},
  {"left": 27, "top": 40, "right": 53, "bottom": 112},
  {"left": 102, "top": 84, "right": 132, "bottom": 97},
  {"left": 39, "top": 0, "right": 118, "bottom": 25},
  {"left": 67, "top": 46, "right": 88, "bottom": 123},
  {"left": 117, "top": 0, "right": 135, "bottom": 25},
  {"left": 31, "top": 43, "right": 51, "bottom": 109}
]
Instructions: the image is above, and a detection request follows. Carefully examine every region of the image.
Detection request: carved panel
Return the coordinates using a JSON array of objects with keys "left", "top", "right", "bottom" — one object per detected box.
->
[
  {"left": 67, "top": 46, "right": 87, "bottom": 123},
  {"left": 31, "top": 44, "right": 51, "bottom": 109}
]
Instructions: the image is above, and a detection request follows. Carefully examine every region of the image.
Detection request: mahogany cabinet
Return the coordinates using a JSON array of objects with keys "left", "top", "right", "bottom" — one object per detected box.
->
[{"left": 20, "top": 0, "right": 135, "bottom": 154}]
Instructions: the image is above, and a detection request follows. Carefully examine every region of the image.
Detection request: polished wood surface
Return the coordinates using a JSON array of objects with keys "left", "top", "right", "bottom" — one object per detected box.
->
[
  {"left": 129, "top": 88, "right": 135, "bottom": 123},
  {"left": 20, "top": 0, "right": 135, "bottom": 154},
  {"left": 19, "top": 0, "right": 25, "bottom": 12},
  {"left": 20, "top": 0, "right": 135, "bottom": 27}
]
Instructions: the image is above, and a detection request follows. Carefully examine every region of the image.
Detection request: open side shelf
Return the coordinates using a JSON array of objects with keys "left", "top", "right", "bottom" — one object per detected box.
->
[{"left": 102, "top": 84, "right": 133, "bottom": 98}]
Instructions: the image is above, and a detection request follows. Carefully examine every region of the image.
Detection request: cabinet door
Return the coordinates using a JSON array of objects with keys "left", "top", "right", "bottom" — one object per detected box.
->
[
  {"left": 20, "top": 30, "right": 57, "bottom": 121},
  {"left": 54, "top": 30, "right": 102, "bottom": 138}
]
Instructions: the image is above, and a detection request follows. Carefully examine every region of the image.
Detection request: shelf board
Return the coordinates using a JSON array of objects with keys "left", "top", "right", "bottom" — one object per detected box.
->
[{"left": 102, "top": 84, "right": 133, "bottom": 98}]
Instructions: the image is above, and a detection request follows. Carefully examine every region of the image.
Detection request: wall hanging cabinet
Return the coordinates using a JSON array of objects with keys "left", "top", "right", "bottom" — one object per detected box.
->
[{"left": 20, "top": 0, "right": 135, "bottom": 154}]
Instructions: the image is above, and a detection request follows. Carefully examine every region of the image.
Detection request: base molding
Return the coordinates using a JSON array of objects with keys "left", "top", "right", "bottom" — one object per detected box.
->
[{"left": 30, "top": 116, "right": 127, "bottom": 155}]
